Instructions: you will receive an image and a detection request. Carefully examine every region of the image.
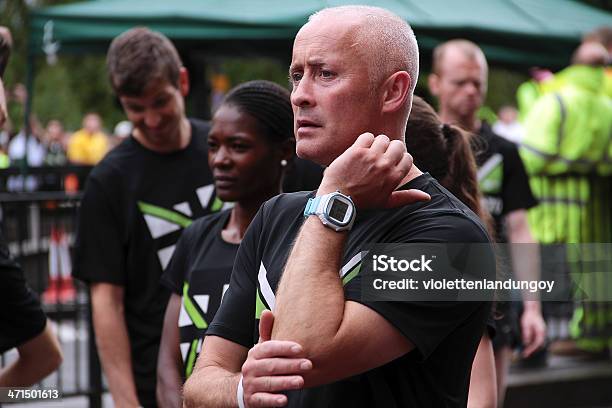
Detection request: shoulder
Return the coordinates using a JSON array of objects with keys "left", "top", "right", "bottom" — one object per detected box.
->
[
  {"left": 88, "top": 138, "right": 138, "bottom": 182},
  {"left": 69, "top": 130, "right": 86, "bottom": 142},
  {"left": 189, "top": 118, "right": 211, "bottom": 137},
  {"left": 262, "top": 191, "right": 314, "bottom": 216},
  {"left": 184, "top": 210, "right": 229, "bottom": 240},
  {"left": 391, "top": 174, "right": 491, "bottom": 243},
  {"left": 480, "top": 124, "right": 519, "bottom": 156}
]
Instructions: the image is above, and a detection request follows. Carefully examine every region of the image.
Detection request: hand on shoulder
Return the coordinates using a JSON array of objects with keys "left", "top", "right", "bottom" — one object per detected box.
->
[{"left": 319, "top": 133, "right": 429, "bottom": 209}]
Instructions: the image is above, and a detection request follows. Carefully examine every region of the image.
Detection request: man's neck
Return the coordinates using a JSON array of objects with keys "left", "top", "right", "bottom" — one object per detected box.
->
[
  {"left": 438, "top": 110, "right": 480, "bottom": 133},
  {"left": 398, "top": 164, "right": 423, "bottom": 188}
]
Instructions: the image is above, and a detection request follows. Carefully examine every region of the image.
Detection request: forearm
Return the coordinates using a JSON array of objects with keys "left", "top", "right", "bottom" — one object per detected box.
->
[
  {"left": 92, "top": 302, "right": 139, "bottom": 407},
  {"left": 507, "top": 210, "right": 541, "bottom": 303},
  {"left": 157, "top": 295, "right": 183, "bottom": 408},
  {"left": 183, "top": 364, "right": 240, "bottom": 408},
  {"left": 0, "top": 322, "right": 62, "bottom": 387},
  {"left": 272, "top": 216, "right": 347, "bottom": 356},
  {"left": 468, "top": 334, "right": 497, "bottom": 408},
  {"left": 156, "top": 363, "right": 182, "bottom": 408}
]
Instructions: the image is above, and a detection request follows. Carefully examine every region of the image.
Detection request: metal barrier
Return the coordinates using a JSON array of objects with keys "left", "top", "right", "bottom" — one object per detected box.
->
[{"left": 0, "top": 165, "right": 102, "bottom": 407}]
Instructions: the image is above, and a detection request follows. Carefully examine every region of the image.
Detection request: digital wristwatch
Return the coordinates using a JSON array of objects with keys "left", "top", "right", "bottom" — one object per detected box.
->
[{"left": 303, "top": 191, "right": 356, "bottom": 232}]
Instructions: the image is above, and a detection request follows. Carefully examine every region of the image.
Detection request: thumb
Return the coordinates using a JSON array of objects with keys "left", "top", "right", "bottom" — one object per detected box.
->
[
  {"left": 385, "top": 189, "right": 430, "bottom": 208},
  {"left": 258, "top": 310, "right": 275, "bottom": 343}
]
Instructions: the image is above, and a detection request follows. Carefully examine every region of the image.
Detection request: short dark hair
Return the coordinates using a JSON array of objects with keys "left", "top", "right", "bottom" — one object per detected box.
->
[
  {"left": 107, "top": 27, "right": 182, "bottom": 96},
  {"left": 223, "top": 80, "right": 294, "bottom": 144}
]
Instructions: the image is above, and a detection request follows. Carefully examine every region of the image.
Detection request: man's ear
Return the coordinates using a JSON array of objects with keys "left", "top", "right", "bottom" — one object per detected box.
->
[
  {"left": 179, "top": 67, "right": 190, "bottom": 97},
  {"left": 428, "top": 73, "right": 440, "bottom": 97},
  {"left": 381, "top": 71, "right": 411, "bottom": 114}
]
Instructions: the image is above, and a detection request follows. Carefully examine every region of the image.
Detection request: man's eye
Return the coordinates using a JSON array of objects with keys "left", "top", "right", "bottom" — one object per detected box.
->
[
  {"left": 290, "top": 72, "right": 303, "bottom": 83},
  {"left": 153, "top": 98, "right": 170, "bottom": 108},
  {"left": 127, "top": 105, "right": 144, "bottom": 113},
  {"left": 320, "top": 70, "right": 334, "bottom": 78}
]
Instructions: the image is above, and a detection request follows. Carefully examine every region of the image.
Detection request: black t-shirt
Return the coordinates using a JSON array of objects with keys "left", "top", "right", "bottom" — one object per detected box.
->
[
  {"left": 477, "top": 123, "right": 537, "bottom": 241},
  {"left": 208, "top": 173, "right": 492, "bottom": 408},
  {"left": 282, "top": 157, "right": 324, "bottom": 193},
  {"left": 160, "top": 210, "right": 237, "bottom": 378},
  {"left": 0, "top": 229, "right": 47, "bottom": 353},
  {"left": 73, "top": 119, "right": 219, "bottom": 407}
]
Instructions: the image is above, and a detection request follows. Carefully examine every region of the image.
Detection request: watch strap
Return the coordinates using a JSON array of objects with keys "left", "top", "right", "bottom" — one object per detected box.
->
[{"left": 303, "top": 196, "right": 323, "bottom": 217}]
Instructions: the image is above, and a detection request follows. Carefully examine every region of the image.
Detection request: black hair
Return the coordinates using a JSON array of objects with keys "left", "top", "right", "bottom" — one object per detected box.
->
[{"left": 223, "top": 80, "right": 294, "bottom": 144}]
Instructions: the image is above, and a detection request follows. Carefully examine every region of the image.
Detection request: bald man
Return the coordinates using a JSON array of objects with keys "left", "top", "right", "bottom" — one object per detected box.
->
[
  {"left": 572, "top": 41, "right": 609, "bottom": 67},
  {"left": 429, "top": 39, "right": 546, "bottom": 406},
  {"left": 184, "top": 7, "right": 493, "bottom": 408}
]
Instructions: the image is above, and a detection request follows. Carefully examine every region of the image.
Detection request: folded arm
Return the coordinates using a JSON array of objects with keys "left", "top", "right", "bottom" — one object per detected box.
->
[{"left": 272, "top": 134, "right": 426, "bottom": 386}]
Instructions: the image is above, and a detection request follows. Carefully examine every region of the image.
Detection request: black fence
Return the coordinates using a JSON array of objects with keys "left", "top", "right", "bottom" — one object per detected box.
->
[{"left": 1, "top": 165, "right": 103, "bottom": 407}]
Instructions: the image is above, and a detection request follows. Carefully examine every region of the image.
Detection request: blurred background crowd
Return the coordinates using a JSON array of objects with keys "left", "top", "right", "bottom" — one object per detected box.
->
[{"left": 0, "top": 0, "right": 611, "bottom": 407}]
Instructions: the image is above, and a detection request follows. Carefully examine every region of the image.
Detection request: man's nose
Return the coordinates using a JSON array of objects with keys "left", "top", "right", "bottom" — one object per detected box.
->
[
  {"left": 464, "top": 82, "right": 479, "bottom": 96},
  {"left": 291, "top": 77, "right": 315, "bottom": 108},
  {"left": 144, "top": 109, "right": 162, "bottom": 128}
]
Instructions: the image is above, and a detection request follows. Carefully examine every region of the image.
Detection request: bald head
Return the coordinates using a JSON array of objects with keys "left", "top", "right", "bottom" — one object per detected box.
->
[
  {"left": 571, "top": 41, "right": 609, "bottom": 66},
  {"left": 308, "top": 6, "right": 419, "bottom": 97},
  {"left": 583, "top": 26, "right": 612, "bottom": 54},
  {"left": 432, "top": 39, "right": 488, "bottom": 76}
]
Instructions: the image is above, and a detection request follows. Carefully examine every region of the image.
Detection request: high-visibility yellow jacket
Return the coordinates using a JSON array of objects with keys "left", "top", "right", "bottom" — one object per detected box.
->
[{"left": 520, "top": 65, "right": 612, "bottom": 176}]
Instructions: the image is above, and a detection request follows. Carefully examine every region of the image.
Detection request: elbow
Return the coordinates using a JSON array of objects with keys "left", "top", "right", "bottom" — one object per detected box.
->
[
  {"left": 39, "top": 342, "right": 63, "bottom": 378},
  {"left": 49, "top": 346, "right": 63, "bottom": 373}
]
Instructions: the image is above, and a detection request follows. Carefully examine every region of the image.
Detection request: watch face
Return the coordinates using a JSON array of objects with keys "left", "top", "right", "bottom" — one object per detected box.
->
[{"left": 329, "top": 199, "right": 349, "bottom": 224}]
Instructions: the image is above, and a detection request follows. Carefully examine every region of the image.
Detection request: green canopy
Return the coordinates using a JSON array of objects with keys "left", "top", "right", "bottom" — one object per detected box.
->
[{"left": 29, "top": 0, "right": 612, "bottom": 68}]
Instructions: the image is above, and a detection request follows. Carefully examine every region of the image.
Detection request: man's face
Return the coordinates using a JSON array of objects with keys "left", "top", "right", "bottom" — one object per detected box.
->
[
  {"left": 289, "top": 19, "right": 381, "bottom": 166},
  {"left": 429, "top": 49, "right": 487, "bottom": 120},
  {"left": 83, "top": 114, "right": 101, "bottom": 134},
  {"left": 118, "top": 72, "right": 187, "bottom": 147}
]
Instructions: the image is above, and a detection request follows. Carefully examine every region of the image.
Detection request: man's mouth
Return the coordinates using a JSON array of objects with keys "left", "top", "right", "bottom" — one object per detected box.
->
[{"left": 296, "top": 119, "right": 321, "bottom": 128}]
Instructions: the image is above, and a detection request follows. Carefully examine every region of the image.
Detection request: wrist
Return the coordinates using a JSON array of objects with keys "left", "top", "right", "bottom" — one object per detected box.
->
[
  {"left": 304, "top": 191, "right": 356, "bottom": 232},
  {"left": 316, "top": 181, "right": 338, "bottom": 197},
  {"left": 237, "top": 374, "right": 246, "bottom": 408},
  {"left": 523, "top": 300, "right": 541, "bottom": 313}
]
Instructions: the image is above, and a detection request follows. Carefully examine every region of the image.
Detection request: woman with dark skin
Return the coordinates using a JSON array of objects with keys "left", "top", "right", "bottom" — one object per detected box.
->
[
  {"left": 156, "top": 80, "right": 294, "bottom": 408},
  {"left": 406, "top": 95, "right": 497, "bottom": 408}
]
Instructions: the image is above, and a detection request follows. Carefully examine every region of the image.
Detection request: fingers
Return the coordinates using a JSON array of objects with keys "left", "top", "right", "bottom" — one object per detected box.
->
[
  {"left": 246, "top": 392, "right": 288, "bottom": 407},
  {"left": 521, "top": 324, "right": 535, "bottom": 357},
  {"left": 244, "top": 357, "right": 312, "bottom": 378},
  {"left": 258, "top": 310, "right": 275, "bottom": 343},
  {"left": 246, "top": 374, "right": 305, "bottom": 393},
  {"left": 386, "top": 189, "right": 431, "bottom": 208},
  {"left": 387, "top": 140, "right": 407, "bottom": 165},
  {"left": 353, "top": 132, "right": 375, "bottom": 148},
  {"left": 248, "top": 340, "right": 305, "bottom": 360},
  {"left": 370, "top": 134, "right": 390, "bottom": 154},
  {"left": 521, "top": 321, "right": 546, "bottom": 358}
]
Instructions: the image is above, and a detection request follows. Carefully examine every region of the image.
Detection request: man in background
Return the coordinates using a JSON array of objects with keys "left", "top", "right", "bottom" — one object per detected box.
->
[
  {"left": 67, "top": 112, "right": 109, "bottom": 165},
  {"left": 73, "top": 28, "right": 221, "bottom": 407},
  {"left": 429, "top": 39, "right": 546, "bottom": 406}
]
